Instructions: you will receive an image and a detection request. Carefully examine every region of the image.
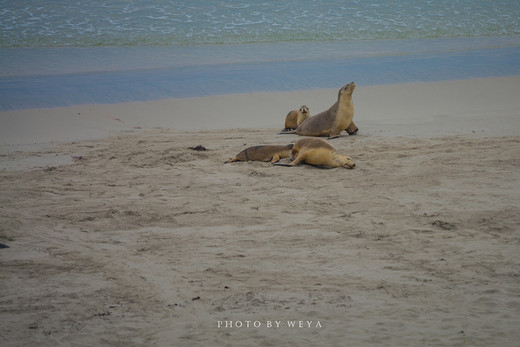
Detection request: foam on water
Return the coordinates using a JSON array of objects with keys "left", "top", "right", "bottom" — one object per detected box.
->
[{"left": 1, "top": 0, "right": 520, "bottom": 47}]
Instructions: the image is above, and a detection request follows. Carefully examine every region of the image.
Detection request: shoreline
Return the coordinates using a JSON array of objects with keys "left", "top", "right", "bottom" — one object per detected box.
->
[
  {"left": 1, "top": 36, "right": 520, "bottom": 111},
  {"left": 1, "top": 75, "right": 519, "bottom": 151}
]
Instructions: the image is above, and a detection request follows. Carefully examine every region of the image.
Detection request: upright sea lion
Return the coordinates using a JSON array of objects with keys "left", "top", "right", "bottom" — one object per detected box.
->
[
  {"left": 276, "top": 137, "right": 355, "bottom": 169},
  {"left": 225, "top": 144, "right": 294, "bottom": 164},
  {"left": 281, "top": 105, "right": 311, "bottom": 132},
  {"left": 282, "top": 82, "right": 358, "bottom": 139}
]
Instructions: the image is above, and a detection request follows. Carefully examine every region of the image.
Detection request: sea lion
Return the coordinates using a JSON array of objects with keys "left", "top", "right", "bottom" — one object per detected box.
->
[
  {"left": 276, "top": 137, "right": 355, "bottom": 169},
  {"left": 281, "top": 105, "right": 311, "bottom": 132},
  {"left": 225, "top": 144, "right": 294, "bottom": 164},
  {"left": 282, "top": 82, "right": 357, "bottom": 139}
]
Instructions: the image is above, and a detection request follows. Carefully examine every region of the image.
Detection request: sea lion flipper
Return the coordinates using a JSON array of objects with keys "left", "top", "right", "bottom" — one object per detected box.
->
[
  {"left": 346, "top": 121, "right": 359, "bottom": 135},
  {"left": 270, "top": 154, "right": 281, "bottom": 163},
  {"left": 273, "top": 156, "right": 301, "bottom": 167},
  {"left": 287, "top": 156, "right": 304, "bottom": 166}
]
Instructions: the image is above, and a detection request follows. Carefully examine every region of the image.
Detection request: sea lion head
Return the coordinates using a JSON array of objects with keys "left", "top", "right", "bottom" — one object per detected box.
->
[
  {"left": 338, "top": 82, "right": 356, "bottom": 98},
  {"left": 299, "top": 105, "right": 310, "bottom": 115},
  {"left": 338, "top": 154, "right": 356, "bottom": 169}
]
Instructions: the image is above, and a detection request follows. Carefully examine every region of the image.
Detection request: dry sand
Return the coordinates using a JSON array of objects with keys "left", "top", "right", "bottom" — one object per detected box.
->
[{"left": 1, "top": 77, "right": 520, "bottom": 346}]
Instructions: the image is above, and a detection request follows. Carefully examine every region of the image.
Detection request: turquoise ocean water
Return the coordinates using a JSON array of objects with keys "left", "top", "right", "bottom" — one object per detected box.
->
[{"left": 1, "top": 0, "right": 520, "bottom": 109}]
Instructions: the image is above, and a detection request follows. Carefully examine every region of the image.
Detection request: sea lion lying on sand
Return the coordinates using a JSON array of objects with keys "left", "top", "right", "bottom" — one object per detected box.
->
[
  {"left": 275, "top": 137, "right": 355, "bottom": 169},
  {"left": 225, "top": 144, "right": 294, "bottom": 164},
  {"left": 282, "top": 82, "right": 358, "bottom": 139},
  {"left": 281, "top": 105, "right": 311, "bottom": 132}
]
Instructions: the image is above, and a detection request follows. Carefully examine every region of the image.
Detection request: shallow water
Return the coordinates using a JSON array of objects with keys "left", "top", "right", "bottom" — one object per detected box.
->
[
  {"left": 1, "top": 36, "right": 520, "bottom": 110},
  {"left": 1, "top": 1, "right": 519, "bottom": 110}
]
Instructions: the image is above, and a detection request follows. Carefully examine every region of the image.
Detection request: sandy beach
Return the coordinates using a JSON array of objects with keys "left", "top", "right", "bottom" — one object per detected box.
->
[{"left": 1, "top": 77, "right": 520, "bottom": 346}]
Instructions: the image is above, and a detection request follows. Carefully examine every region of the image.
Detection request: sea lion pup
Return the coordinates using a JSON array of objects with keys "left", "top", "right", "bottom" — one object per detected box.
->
[
  {"left": 282, "top": 82, "right": 357, "bottom": 139},
  {"left": 225, "top": 144, "right": 294, "bottom": 164},
  {"left": 276, "top": 137, "right": 355, "bottom": 169},
  {"left": 281, "top": 105, "right": 311, "bottom": 132}
]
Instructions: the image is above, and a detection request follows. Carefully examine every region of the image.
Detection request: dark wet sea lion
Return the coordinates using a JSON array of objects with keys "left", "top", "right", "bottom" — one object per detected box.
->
[{"left": 225, "top": 144, "right": 294, "bottom": 164}]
